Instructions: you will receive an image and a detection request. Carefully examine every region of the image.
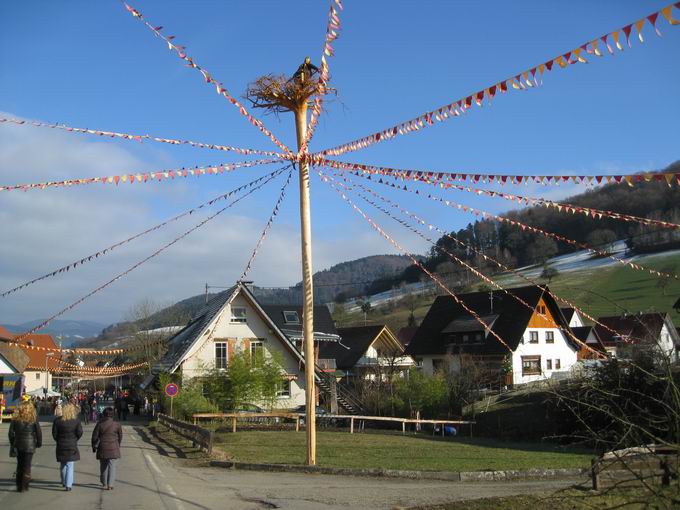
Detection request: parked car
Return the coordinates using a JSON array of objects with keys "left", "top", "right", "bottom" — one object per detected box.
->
[
  {"left": 224, "top": 403, "right": 265, "bottom": 414},
  {"left": 293, "top": 405, "right": 328, "bottom": 416}
]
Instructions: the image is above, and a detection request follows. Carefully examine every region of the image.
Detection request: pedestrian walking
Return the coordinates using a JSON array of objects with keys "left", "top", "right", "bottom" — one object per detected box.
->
[
  {"left": 8, "top": 399, "right": 42, "bottom": 492},
  {"left": 52, "top": 403, "right": 83, "bottom": 491},
  {"left": 80, "top": 399, "right": 91, "bottom": 425},
  {"left": 91, "top": 407, "right": 122, "bottom": 490},
  {"left": 0, "top": 393, "right": 5, "bottom": 423}
]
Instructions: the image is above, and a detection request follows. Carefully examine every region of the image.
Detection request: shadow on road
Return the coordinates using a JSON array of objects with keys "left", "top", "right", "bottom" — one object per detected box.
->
[{"left": 133, "top": 426, "right": 187, "bottom": 459}]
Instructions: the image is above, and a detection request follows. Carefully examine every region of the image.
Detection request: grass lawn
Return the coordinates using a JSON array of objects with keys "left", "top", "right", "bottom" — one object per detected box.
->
[
  {"left": 412, "top": 487, "right": 679, "bottom": 509},
  {"left": 214, "top": 430, "right": 593, "bottom": 472}
]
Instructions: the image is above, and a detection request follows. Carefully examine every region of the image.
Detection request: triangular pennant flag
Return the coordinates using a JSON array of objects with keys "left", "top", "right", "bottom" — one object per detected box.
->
[
  {"left": 612, "top": 31, "right": 623, "bottom": 50},
  {"left": 622, "top": 24, "right": 633, "bottom": 47},
  {"left": 661, "top": 5, "right": 680, "bottom": 25},
  {"left": 647, "top": 12, "right": 662, "bottom": 36},
  {"left": 635, "top": 19, "right": 646, "bottom": 42}
]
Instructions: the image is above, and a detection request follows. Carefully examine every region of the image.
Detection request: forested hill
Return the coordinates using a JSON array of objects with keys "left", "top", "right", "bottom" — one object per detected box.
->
[
  {"left": 400, "top": 161, "right": 680, "bottom": 284},
  {"left": 94, "top": 254, "right": 413, "bottom": 342}
]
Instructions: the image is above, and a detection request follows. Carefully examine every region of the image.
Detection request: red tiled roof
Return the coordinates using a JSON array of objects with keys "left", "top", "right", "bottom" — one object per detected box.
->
[
  {"left": 14, "top": 333, "right": 62, "bottom": 371},
  {"left": 0, "top": 325, "right": 15, "bottom": 340}
]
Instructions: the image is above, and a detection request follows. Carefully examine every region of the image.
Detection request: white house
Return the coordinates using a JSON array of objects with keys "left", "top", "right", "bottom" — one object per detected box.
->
[
  {"left": 560, "top": 307, "right": 585, "bottom": 328},
  {"left": 318, "top": 324, "right": 414, "bottom": 380},
  {"left": 594, "top": 313, "right": 680, "bottom": 361},
  {"left": 145, "top": 283, "right": 344, "bottom": 410},
  {"left": 406, "top": 286, "right": 580, "bottom": 386}
]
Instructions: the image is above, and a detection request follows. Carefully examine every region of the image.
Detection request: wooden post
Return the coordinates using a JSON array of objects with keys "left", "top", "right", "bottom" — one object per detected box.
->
[
  {"left": 232, "top": 416, "right": 237, "bottom": 433},
  {"left": 402, "top": 421, "right": 406, "bottom": 435},
  {"left": 296, "top": 416, "right": 300, "bottom": 432},
  {"left": 350, "top": 417, "right": 354, "bottom": 434},
  {"left": 294, "top": 100, "right": 316, "bottom": 466},
  {"left": 591, "top": 457, "right": 600, "bottom": 490}
]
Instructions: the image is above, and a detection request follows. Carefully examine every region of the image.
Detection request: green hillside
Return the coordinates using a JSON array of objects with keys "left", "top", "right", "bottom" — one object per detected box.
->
[{"left": 337, "top": 251, "right": 680, "bottom": 331}]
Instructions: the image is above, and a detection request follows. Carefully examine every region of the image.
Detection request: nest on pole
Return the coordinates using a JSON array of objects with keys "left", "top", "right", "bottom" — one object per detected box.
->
[{"left": 245, "top": 67, "right": 333, "bottom": 114}]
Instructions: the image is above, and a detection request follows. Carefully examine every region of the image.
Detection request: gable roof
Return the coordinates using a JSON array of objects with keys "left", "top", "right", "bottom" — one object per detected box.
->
[
  {"left": 571, "top": 326, "right": 607, "bottom": 353},
  {"left": 396, "top": 326, "right": 418, "bottom": 348},
  {"left": 594, "top": 313, "right": 672, "bottom": 347},
  {"left": 560, "top": 307, "right": 576, "bottom": 324},
  {"left": 150, "top": 283, "right": 325, "bottom": 379},
  {"left": 14, "top": 334, "right": 62, "bottom": 371},
  {"left": 674, "top": 297, "right": 680, "bottom": 311},
  {"left": 0, "top": 325, "right": 15, "bottom": 340},
  {"left": 259, "top": 304, "right": 339, "bottom": 340},
  {"left": 0, "top": 341, "right": 30, "bottom": 373},
  {"left": 319, "top": 325, "right": 385, "bottom": 371},
  {"left": 152, "top": 286, "right": 237, "bottom": 375},
  {"left": 406, "top": 285, "right": 574, "bottom": 357}
]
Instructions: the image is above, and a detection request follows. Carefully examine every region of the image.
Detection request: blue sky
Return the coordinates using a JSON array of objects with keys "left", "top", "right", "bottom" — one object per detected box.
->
[{"left": 1, "top": 0, "right": 678, "bottom": 325}]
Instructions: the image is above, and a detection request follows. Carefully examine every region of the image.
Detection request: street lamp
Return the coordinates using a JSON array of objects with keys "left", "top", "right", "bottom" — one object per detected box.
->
[{"left": 45, "top": 352, "right": 55, "bottom": 396}]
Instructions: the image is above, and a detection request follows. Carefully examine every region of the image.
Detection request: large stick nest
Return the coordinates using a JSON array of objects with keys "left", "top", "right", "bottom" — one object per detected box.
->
[{"left": 245, "top": 73, "right": 334, "bottom": 114}]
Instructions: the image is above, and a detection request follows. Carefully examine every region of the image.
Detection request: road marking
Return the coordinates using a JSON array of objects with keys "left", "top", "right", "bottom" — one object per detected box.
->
[
  {"left": 145, "top": 453, "right": 164, "bottom": 476},
  {"left": 165, "top": 483, "right": 186, "bottom": 510}
]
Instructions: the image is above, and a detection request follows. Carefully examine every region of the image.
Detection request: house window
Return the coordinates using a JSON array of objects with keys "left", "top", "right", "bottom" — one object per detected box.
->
[
  {"left": 555, "top": 359, "right": 561, "bottom": 370},
  {"left": 283, "top": 311, "right": 300, "bottom": 324},
  {"left": 546, "top": 359, "right": 552, "bottom": 370},
  {"left": 462, "top": 334, "right": 469, "bottom": 343},
  {"left": 276, "top": 380, "right": 291, "bottom": 398},
  {"left": 215, "top": 342, "right": 228, "bottom": 369},
  {"left": 36, "top": 373, "right": 41, "bottom": 380},
  {"left": 521, "top": 356, "right": 541, "bottom": 375},
  {"left": 250, "top": 340, "right": 264, "bottom": 364},
  {"left": 545, "top": 331, "right": 554, "bottom": 344},
  {"left": 529, "top": 331, "right": 539, "bottom": 344},
  {"left": 230, "top": 306, "right": 247, "bottom": 323},
  {"left": 537, "top": 305, "right": 546, "bottom": 315}
]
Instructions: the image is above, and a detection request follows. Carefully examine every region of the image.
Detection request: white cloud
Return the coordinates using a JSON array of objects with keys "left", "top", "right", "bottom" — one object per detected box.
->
[{"left": 0, "top": 114, "right": 420, "bottom": 326}]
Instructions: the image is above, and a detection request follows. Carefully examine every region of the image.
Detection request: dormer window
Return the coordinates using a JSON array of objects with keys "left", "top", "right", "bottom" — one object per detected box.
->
[
  {"left": 230, "top": 306, "right": 247, "bottom": 324},
  {"left": 283, "top": 311, "right": 300, "bottom": 324}
]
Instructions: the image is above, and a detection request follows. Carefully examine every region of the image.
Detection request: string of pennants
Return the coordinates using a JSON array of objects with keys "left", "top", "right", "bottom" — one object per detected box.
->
[
  {"left": 346, "top": 168, "right": 680, "bottom": 281},
  {"left": 318, "top": 171, "right": 514, "bottom": 352},
  {"left": 2, "top": 336, "right": 164, "bottom": 357},
  {"left": 11, "top": 167, "right": 287, "bottom": 343},
  {"left": 55, "top": 358, "right": 149, "bottom": 374},
  {"left": 0, "top": 117, "right": 290, "bottom": 159},
  {"left": 1, "top": 168, "right": 288, "bottom": 299},
  {"left": 0, "top": 159, "right": 280, "bottom": 193},
  {"left": 336, "top": 171, "right": 630, "bottom": 343},
  {"left": 317, "top": 2, "right": 680, "bottom": 157},
  {"left": 327, "top": 172, "right": 606, "bottom": 358},
  {"left": 329, "top": 161, "right": 680, "bottom": 229},
  {"left": 121, "top": 1, "right": 292, "bottom": 155},
  {"left": 301, "top": 0, "right": 344, "bottom": 153},
  {"left": 442, "top": 183, "right": 680, "bottom": 230},
  {"left": 314, "top": 157, "right": 680, "bottom": 187},
  {"left": 238, "top": 170, "right": 294, "bottom": 281}
]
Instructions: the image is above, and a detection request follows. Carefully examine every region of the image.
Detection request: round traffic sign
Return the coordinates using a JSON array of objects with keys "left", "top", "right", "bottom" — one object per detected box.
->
[{"left": 164, "top": 383, "right": 179, "bottom": 397}]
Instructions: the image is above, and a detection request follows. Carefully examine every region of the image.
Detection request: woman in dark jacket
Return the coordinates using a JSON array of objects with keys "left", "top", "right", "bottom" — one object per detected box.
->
[
  {"left": 8, "top": 400, "right": 42, "bottom": 492},
  {"left": 52, "top": 403, "right": 83, "bottom": 491},
  {"left": 91, "top": 407, "right": 122, "bottom": 490}
]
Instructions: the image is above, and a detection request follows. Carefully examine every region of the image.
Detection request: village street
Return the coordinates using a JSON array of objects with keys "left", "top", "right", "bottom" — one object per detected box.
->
[{"left": 0, "top": 417, "right": 583, "bottom": 510}]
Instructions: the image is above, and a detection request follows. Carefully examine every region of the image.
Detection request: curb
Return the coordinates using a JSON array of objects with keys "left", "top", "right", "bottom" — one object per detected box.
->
[{"left": 209, "top": 460, "right": 587, "bottom": 482}]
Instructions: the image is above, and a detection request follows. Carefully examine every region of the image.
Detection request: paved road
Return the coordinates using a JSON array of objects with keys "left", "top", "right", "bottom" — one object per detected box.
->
[{"left": 1, "top": 419, "right": 585, "bottom": 509}]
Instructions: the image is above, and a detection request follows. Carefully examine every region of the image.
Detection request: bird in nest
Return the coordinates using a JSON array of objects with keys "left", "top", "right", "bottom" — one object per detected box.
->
[{"left": 293, "top": 57, "right": 319, "bottom": 84}]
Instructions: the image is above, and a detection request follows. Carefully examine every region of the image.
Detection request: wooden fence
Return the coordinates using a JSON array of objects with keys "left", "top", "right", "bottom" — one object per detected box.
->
[
  {"left": 192, "top": 412, "right": 474, "bottom": 436},
  {"left": 157, "top": 413, "right": 214, "bottom": 454},
  {"left": 591, "top": 445, "right": 678, "bottom": 490},
  {"left": 192, "top": 412, "right": 301, "bottom": 433}
]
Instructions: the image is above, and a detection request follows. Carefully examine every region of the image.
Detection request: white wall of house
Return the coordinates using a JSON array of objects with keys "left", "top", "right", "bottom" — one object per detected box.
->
[
  {"left": 179, "top": 294, "right": 306, "bottom": 409},
  {"left": 568, "top": 312, "right": 584, "bottom": 328},
  {"left": 23, "top": 370, "right": 53, "bottom": 394},
  {"left": 0, "top": 356, "right": 15, "bottom": 374},
  {"left": 657, "top": 323, "right": 677, "bottom": 361},
  {"left": 512, "top": 328, "right": 578, "bottom": 384}
]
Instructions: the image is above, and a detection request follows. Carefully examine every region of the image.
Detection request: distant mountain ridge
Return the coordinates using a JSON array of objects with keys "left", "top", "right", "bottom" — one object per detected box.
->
[{"left": 1, "top": 319, "right": 106, "bottom": 346}]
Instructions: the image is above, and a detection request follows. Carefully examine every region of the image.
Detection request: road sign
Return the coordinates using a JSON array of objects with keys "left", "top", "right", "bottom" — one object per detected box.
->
[{"left": 164, "top": 383, "right": 179, "bottom": 398}]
